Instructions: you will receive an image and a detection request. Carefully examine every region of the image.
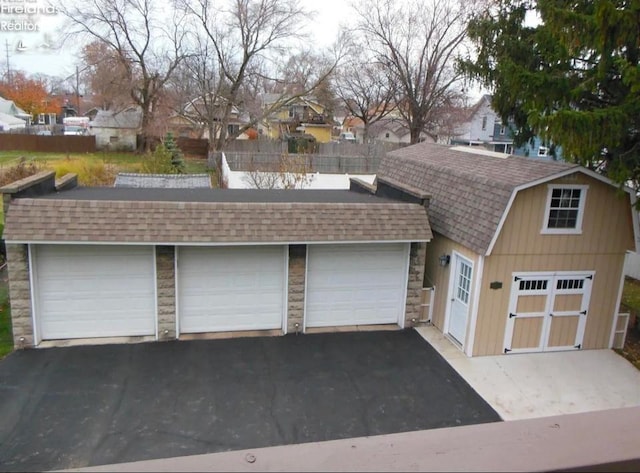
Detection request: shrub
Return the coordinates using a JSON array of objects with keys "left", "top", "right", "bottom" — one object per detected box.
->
[
  {"left": 140, "top": 133, "right": 185, "bottom": 174},
  {"left": 0, "top": 158, "right": 44, "bottom": 187}
]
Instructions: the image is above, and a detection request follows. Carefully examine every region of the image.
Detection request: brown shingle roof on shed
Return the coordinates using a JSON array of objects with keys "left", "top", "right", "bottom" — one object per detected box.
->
[
  {"left": 3, "top": 198, "right": 432, "bottom": 244},
  {"left": 379, "top": 142, "right": 578, "bottom": 255}
]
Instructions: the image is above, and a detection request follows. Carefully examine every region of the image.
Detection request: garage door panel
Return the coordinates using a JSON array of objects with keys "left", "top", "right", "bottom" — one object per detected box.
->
[
  {"left": 306, "top": 243, "right": 408, "bottom": 328},
  {"left": 511, "top": 317, "right": 543, "bottom": 350},
  {"left": 35, "top": 245, "right": 156, "bottom": 340},
  {"left": 548, "top": 315, "right": 580, "bottom": 348},
  {"left": 178, "top": 246, "right": 286, "bottom": 333}
]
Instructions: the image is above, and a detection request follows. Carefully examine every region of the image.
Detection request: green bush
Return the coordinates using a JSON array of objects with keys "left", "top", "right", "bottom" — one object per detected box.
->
[{"left": 140, "top": 133, "right": 186, "bottom": 174}]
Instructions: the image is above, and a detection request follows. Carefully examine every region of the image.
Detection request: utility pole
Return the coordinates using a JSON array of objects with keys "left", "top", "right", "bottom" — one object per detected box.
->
[
  {"left": 75, "top": 65, "right": 80, "bottom": 115},
  {"left": 5, "top": 39, "right": 11, "bottom": 86}
]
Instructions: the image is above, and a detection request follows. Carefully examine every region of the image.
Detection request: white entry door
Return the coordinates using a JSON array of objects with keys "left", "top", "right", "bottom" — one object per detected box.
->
[{"left": 447, "top": 254, "right": 473, "bottom": 346}]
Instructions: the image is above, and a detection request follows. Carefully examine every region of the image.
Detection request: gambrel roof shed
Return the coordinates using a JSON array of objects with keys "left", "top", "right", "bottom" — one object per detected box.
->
[{"left": 378, "top": 142, "right": 637, "bottom": 255}]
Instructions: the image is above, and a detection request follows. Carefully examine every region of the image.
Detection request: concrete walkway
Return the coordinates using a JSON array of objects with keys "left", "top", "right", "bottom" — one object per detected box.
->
[{"left": 415, "top": 325, "right": 640, "bottom": 420}]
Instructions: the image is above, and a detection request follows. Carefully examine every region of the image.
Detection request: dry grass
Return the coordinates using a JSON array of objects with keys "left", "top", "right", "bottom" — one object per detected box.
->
[
  {"left": 49, "top": 158, "right": 119, "bottom": 187},
  {"left": 0, "top": 158, "right": 45, "bottom": 187}
]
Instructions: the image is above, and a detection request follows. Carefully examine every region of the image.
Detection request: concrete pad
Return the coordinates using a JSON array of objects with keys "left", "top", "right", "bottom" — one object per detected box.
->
[{"left": 416, "top": 325, "right": 640, "bottom": 420}]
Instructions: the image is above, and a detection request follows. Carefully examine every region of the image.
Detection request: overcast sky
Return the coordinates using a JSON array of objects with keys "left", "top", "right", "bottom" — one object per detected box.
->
[
  {"left": 0, "top": 0, "right": 486, "bottom": 99},
  {"left": 0, "top": 0, "right": 354, "bottom": 81}
]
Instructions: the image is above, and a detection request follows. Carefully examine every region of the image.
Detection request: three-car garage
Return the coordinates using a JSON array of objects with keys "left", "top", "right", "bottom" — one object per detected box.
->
[{"left": 2, "top": 183, "right": 431, "bottom": 348}]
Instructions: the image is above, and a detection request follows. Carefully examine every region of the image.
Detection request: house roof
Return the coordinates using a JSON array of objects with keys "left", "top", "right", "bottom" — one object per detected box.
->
[
  {"left": 465, "top": 94, "right": 492, "bottom": 121},
  {"left": 114, "top": 173, "right": 212, "bottom": 189},
  {"left": 379, "top": 142, "right": 578, "bottom": 255},
  {"left": 364, "top": 118, "right": 412, "bottom": 139},
  {"left": 3, "top": 188, "right": 432, "bottom": 244},
  {"left": 0, "top": 111, "right": 25, "bottom": 127},
  {"left": 0, "top": 96, "right": 29, "bottom": 118},
  {"left": 90, "top": 108, "right": 142, "bottom": 129}
]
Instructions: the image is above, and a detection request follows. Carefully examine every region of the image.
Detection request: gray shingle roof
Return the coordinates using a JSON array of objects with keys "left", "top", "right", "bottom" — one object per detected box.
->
[
  {"left": 114, "top": 173, "right": 212, "bottom": 189},
  {"left": 90, "top": 108, "right": 142, "bottom": 129},
  {"left": 379, "top": 142, "right": 578, "bottom": 255},
  {"left": 4, "top": 198, "right": 432, "bottom": 244}
]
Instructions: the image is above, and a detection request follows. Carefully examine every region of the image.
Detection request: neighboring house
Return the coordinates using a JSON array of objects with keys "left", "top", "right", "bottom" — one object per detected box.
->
[
  {"left": 90, "top": 107, "right": 142, "bottom": 151},
  {"left": 177, "top": 95, "right": 251, "bottom": 141},
  {"left": 114, "top": 173, "right": 212, "bottom": 189},
  {"left": 1, "top": 170, "right": 430, "bottom": 349},
  {"left": 354, "top": 117, "right": 431, "bottom": 145},
  {"left": 0, "top": 111, "right": 25, "bottom": 131},
  {"left": 376, "top": 142, "right": 637, "bottom": 356},
  {"left": 341, "top": 116, "right": 363, "bottom": 142},
  {"left": 451, "top": 94, "right": 497, "bottom": 147},
  {"left": 451, "top": 95, "right": 562, "bottom": 159},
  {"left": 166, "top": 114, "right": 202, "bottom": 139},
  {"left": 0, "top": 96, "right": 31, "bottom": 123},
  {"left": 261, "top": 95, "right": 333, "bottom": 143}
]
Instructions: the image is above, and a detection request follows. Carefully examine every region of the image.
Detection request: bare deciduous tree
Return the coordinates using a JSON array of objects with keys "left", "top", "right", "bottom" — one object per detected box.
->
[
  {"left": 178, "top": 0, "right": 308, "bottom": 151},
  {"left": 333, "top": 46, "right": 397, "bottom": 143},
  {"left": 58, "top": 0, "right": 188, "bottom": 151},
  {"left": 178, "top": 0, "right": 343, "bottom": 157},
  {"left": 355, "top": 0, "right": 473, "bottom": 144},
  {"left": 80, "top": 41, "right": 132, "bottom": 111}
]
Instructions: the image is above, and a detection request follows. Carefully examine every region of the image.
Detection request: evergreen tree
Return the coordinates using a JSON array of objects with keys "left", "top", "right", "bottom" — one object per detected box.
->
[
  {"left": 164, "top": 132, "right": 186, "bottom": 174},
  {"left": 460, "top": 0, "right": 640, "bottom": 191}
]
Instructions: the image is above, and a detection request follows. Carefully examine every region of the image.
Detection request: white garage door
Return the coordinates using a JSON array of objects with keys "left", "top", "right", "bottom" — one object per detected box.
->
[
  {"left": 34, "top": 245, "right": 156, "bottom": 340},
  {"left": 177, "top": 246, "right": 286, "bottom": 333},
  {"left": 305, "top": 243, "right": 409, "bottom": 328}
]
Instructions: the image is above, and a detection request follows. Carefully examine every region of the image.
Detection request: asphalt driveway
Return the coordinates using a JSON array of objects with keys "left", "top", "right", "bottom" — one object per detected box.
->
[{"left": 0, "top": 330, "right": 500, "bottom": 472}]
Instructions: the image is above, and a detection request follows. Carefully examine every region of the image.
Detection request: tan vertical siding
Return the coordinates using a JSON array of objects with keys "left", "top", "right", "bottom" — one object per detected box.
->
[
  {"left": 491, "top": 173, "right": 634, "bottom": 256},
  {"left": 474, "top": 172, "right": 632, "bottom": 356},
  {"left": 423, "top": 232, "right": 478, "bottom": 335}
]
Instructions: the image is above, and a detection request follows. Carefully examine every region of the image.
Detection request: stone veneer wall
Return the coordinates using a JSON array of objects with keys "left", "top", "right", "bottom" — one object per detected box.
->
[
  {"left": 287, "top": 245, "right": 306, "bottom": 333},
  {"left": 156, "top": 246, "right": 176, "bottom": 339},
  {"left": 6, "top": 244, "right": 34, "bottom": 348},
  {"left": 405, "top": 242, "right": 427, "bottom": 327}
]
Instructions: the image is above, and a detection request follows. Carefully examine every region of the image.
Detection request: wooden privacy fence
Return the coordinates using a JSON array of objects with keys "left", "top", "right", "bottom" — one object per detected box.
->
[
  {"left": 0, "top": 134, "right": 96, "bottom": 153},
  {"left": 224, "top": 139, "right": 403, "bottom": 157},
  {"left": 177, "top": 137, "right": 209, "bottom": 157},
  {"left": 143, "top": 136, "right": 210, "bottom": 157},
  {"left": 220, "top": 152, "right": 382, "bottom": 174}
]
